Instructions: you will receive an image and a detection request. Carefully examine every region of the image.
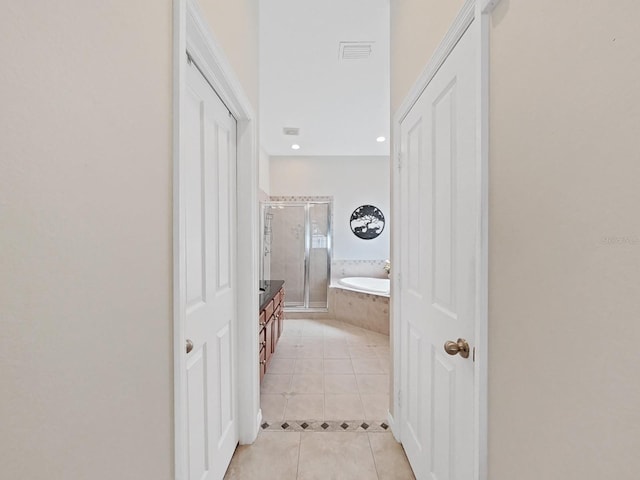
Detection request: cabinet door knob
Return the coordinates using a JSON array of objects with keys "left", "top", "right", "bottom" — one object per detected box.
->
[{"left": 186, "top": 339, "right": 194, "bottom": 354}]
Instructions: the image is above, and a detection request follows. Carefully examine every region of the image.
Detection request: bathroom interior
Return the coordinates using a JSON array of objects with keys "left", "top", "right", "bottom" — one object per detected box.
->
[{"left": 254, "top": 0, "right": 393, "bottom": 432}]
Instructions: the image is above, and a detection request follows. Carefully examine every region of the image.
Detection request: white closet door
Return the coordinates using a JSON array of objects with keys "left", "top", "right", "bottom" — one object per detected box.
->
[
  {"left": 183, "top": 57, "right": 238, "bottom": 480},
  {"left": 399, "top": 19, "right": 478, "bottom": 480}
]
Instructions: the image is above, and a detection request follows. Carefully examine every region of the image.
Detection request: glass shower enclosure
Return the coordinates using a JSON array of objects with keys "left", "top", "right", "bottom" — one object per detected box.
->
[{"left": 261, "top": 200, "right": 332, "bottom": 311}]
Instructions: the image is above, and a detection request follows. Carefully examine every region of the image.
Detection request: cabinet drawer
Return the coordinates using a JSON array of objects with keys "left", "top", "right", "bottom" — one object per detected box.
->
[
  {"left": 259, "top": 346, "right": 266, "bottom": 383},
  {"left": 274, "top": 290, "right": 282, "bottom": 308},
  {"left": 265, "top": 299, "right": 274, "bottom": 320},
  {"left": 259, "top": 311, "right": 266, "bottom": 329},
  {"left": 259, "top": 325, "right": 266, "bottom": 348}
]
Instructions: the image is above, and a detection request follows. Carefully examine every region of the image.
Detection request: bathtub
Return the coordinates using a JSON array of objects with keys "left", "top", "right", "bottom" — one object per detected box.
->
[
  {"left": 331, "top": 277, "right": 390, "bottom": 335},
  {"left": 337, "top": 277, "right": 390, "bottom": 297}
]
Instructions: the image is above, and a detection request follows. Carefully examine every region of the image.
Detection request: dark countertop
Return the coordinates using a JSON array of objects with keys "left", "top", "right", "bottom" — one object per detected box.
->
[{"left": 259, "top": 280, "right": 285, "bottom": 312}]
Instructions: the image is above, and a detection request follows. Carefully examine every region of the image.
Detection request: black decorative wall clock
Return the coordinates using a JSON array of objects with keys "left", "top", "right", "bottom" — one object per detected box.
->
[{"left": 350, "top": 205, "right": 385, "bottom": 240}]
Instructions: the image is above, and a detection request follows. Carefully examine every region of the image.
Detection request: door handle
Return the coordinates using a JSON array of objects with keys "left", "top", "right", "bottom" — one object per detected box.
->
[
  {"left": 186, "top": 339, "right": 194, "bottom": 354},
  {"left": 444, "top": 338, "right": 470, "bottom": 358}
]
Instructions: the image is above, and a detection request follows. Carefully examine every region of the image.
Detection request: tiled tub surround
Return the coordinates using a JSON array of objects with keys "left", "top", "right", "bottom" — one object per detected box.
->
[
  {"left": 286, "top": 259, "right": 390, "bottom": 327},
  {"left": 286, "top": 287, "right": 390, "bottom": 335},
  {"left": 232, "top": 318, "right": 415, "bottom": 480},
  {"left": 332, "top": 287, "right": 390, "bottom": 335}
]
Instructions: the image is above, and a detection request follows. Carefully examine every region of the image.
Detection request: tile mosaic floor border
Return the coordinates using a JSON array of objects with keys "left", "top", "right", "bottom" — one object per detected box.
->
[{"left": 260, "top": 420, "right": 389, "bottom": 433}]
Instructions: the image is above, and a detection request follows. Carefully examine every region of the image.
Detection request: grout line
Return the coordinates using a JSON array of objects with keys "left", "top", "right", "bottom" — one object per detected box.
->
[
  {"left": 295, "top": 430, "right": 302, "bottom": 479},
  {"left": 366, "top": 431, "right": 382, "bottom": 480},
  {"left": 322, "top": 389, "right": 326, "bottom": 422},
  {"left": 283, "top": 393, "right": 289, "bottom": 422}
]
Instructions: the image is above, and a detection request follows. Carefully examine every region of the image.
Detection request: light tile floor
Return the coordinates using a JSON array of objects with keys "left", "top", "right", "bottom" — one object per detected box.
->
[
  {"left": 224, "top": 319, "right": 415, "bottom": 480},
  {"left": 260, "top": 319, "right": 391, "bottom": 422}
]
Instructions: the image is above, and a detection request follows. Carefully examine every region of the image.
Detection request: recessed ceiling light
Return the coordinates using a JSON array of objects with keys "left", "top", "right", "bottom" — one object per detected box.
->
[
  {"left": 291, "top": 144, "right": 300, "bottom": 150},
  {"left": 376, "top": 136, "right": 386, "bottom": 143}
]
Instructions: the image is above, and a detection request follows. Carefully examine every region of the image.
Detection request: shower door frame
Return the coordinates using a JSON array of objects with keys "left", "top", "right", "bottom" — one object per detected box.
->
[{"left": 263, "top": 199, "right": 332, "bottom": 312}]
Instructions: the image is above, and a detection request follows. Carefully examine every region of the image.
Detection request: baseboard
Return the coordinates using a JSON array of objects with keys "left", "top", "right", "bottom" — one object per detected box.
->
[
  {"left": 256, "top": 408, "right": 263, "bottom": 433},
  {"left": 387, "top": 410, "right": 400, "bottom": 442},
  {"left": 239, "top": 408, "right": 262, "bottom": 445}
]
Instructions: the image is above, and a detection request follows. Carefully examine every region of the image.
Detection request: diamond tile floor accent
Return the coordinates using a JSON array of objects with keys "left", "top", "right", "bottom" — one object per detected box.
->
[
  {"left": 224, "top": 319, "right": 415, "bottom": 479},
  {"left": 260, "top": 420, "right": 390, "bottom": 433}
]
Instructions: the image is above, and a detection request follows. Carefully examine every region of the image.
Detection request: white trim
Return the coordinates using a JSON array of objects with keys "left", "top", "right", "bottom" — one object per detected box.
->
[
  {"left": 173, "top": 1, "right": 260, "bottom": 478},
  {"left": 172, "top": 0, "right": 187, "bottom": 476},
  {"left": 390, "top": 128, "right": 402, "bottom": 441},
  {"left": 474, "top": 2, "right": 490, "bottom": 479},
  {"left": 391, "top": 1, "right": 490, "bottom": 479}
]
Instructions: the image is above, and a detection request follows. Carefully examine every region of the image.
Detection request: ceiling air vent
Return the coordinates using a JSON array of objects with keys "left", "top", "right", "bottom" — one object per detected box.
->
[
  {"left": 283, "top": 127, "right": 300, "bottom": 136},
  {"left": 339, "top": 41, "right": 374, "bottom": 61}
]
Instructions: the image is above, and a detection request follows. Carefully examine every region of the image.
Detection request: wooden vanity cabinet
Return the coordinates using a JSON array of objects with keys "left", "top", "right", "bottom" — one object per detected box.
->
[{"left": 258, "top": 284, "right": 285, "bottom": 383}]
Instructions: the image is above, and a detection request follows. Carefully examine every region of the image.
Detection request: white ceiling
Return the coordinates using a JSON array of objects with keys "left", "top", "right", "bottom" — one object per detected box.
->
[{"left": 259, "top": 0, "right": 390, "bottom": 157}]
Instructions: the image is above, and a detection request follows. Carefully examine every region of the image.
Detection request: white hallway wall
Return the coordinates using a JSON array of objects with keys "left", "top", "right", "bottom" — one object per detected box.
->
[
  {"left": 270, "top": 156, "right": 390, "bottom": 260},
  {"left": 392, "top": 0, "right": 640, "bottom": 478},
  {"left": 0, "top": 1, "right": 259, "bottom": 478}
]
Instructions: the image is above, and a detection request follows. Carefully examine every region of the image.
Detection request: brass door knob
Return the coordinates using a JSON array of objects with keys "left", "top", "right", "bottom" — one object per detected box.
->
[
  {"left": 186, "top": 339, "right": 194, "bottom": 354},
  {"left": 444, "top": 338, "right": 470, "bottom": 358}
]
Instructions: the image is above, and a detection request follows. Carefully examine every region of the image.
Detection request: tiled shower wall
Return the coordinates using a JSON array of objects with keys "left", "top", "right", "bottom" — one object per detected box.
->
[{"left": 268, "top": 204, "right": 306, "bottom": 305}]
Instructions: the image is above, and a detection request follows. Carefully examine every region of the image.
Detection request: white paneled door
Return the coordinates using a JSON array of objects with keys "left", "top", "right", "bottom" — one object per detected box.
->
[
  {"left": 183, "top": 56, "right": 238, "bottom": 480},
  {"left": 399, "top": 19, "right": 478, "bottom": 480}
]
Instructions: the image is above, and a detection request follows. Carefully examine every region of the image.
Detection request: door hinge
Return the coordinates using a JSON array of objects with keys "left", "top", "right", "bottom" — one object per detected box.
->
[
  {"left": 473, "top": 347, "right": 476, "bottom": 362},
  {"left": 396, "top": 153, "right": 402, "bottom": 171}
]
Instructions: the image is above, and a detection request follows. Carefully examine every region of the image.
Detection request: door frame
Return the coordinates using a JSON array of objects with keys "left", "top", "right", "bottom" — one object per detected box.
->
[
  {"left": 390, "top": 1, "right": 500, "bottom": 478},
  {"left": 173, "top": 0, "right": 261, "bottom": 478}
]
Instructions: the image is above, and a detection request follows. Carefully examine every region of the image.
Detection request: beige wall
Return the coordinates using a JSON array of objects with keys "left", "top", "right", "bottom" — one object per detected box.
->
[
  {"left": 259, "top": 148, "right": 271, "bottom": 195},
  {"left": 0, "top": 1, "right": 258, "bottom": 478},
  {"left": 0, "top": 2, "right": 174, "bottom": 478},
  {"left": 391, "top": 0, "right": 640, "bottom": 478},
  {"left": 489, "top": 1, "right": 640, "bottom": 478},
  {"left": 200, "top": 0, "right": 259, "bottom": 109},
  {"left": 390, "top": 0, "right": 464, "bottom": 112}
]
